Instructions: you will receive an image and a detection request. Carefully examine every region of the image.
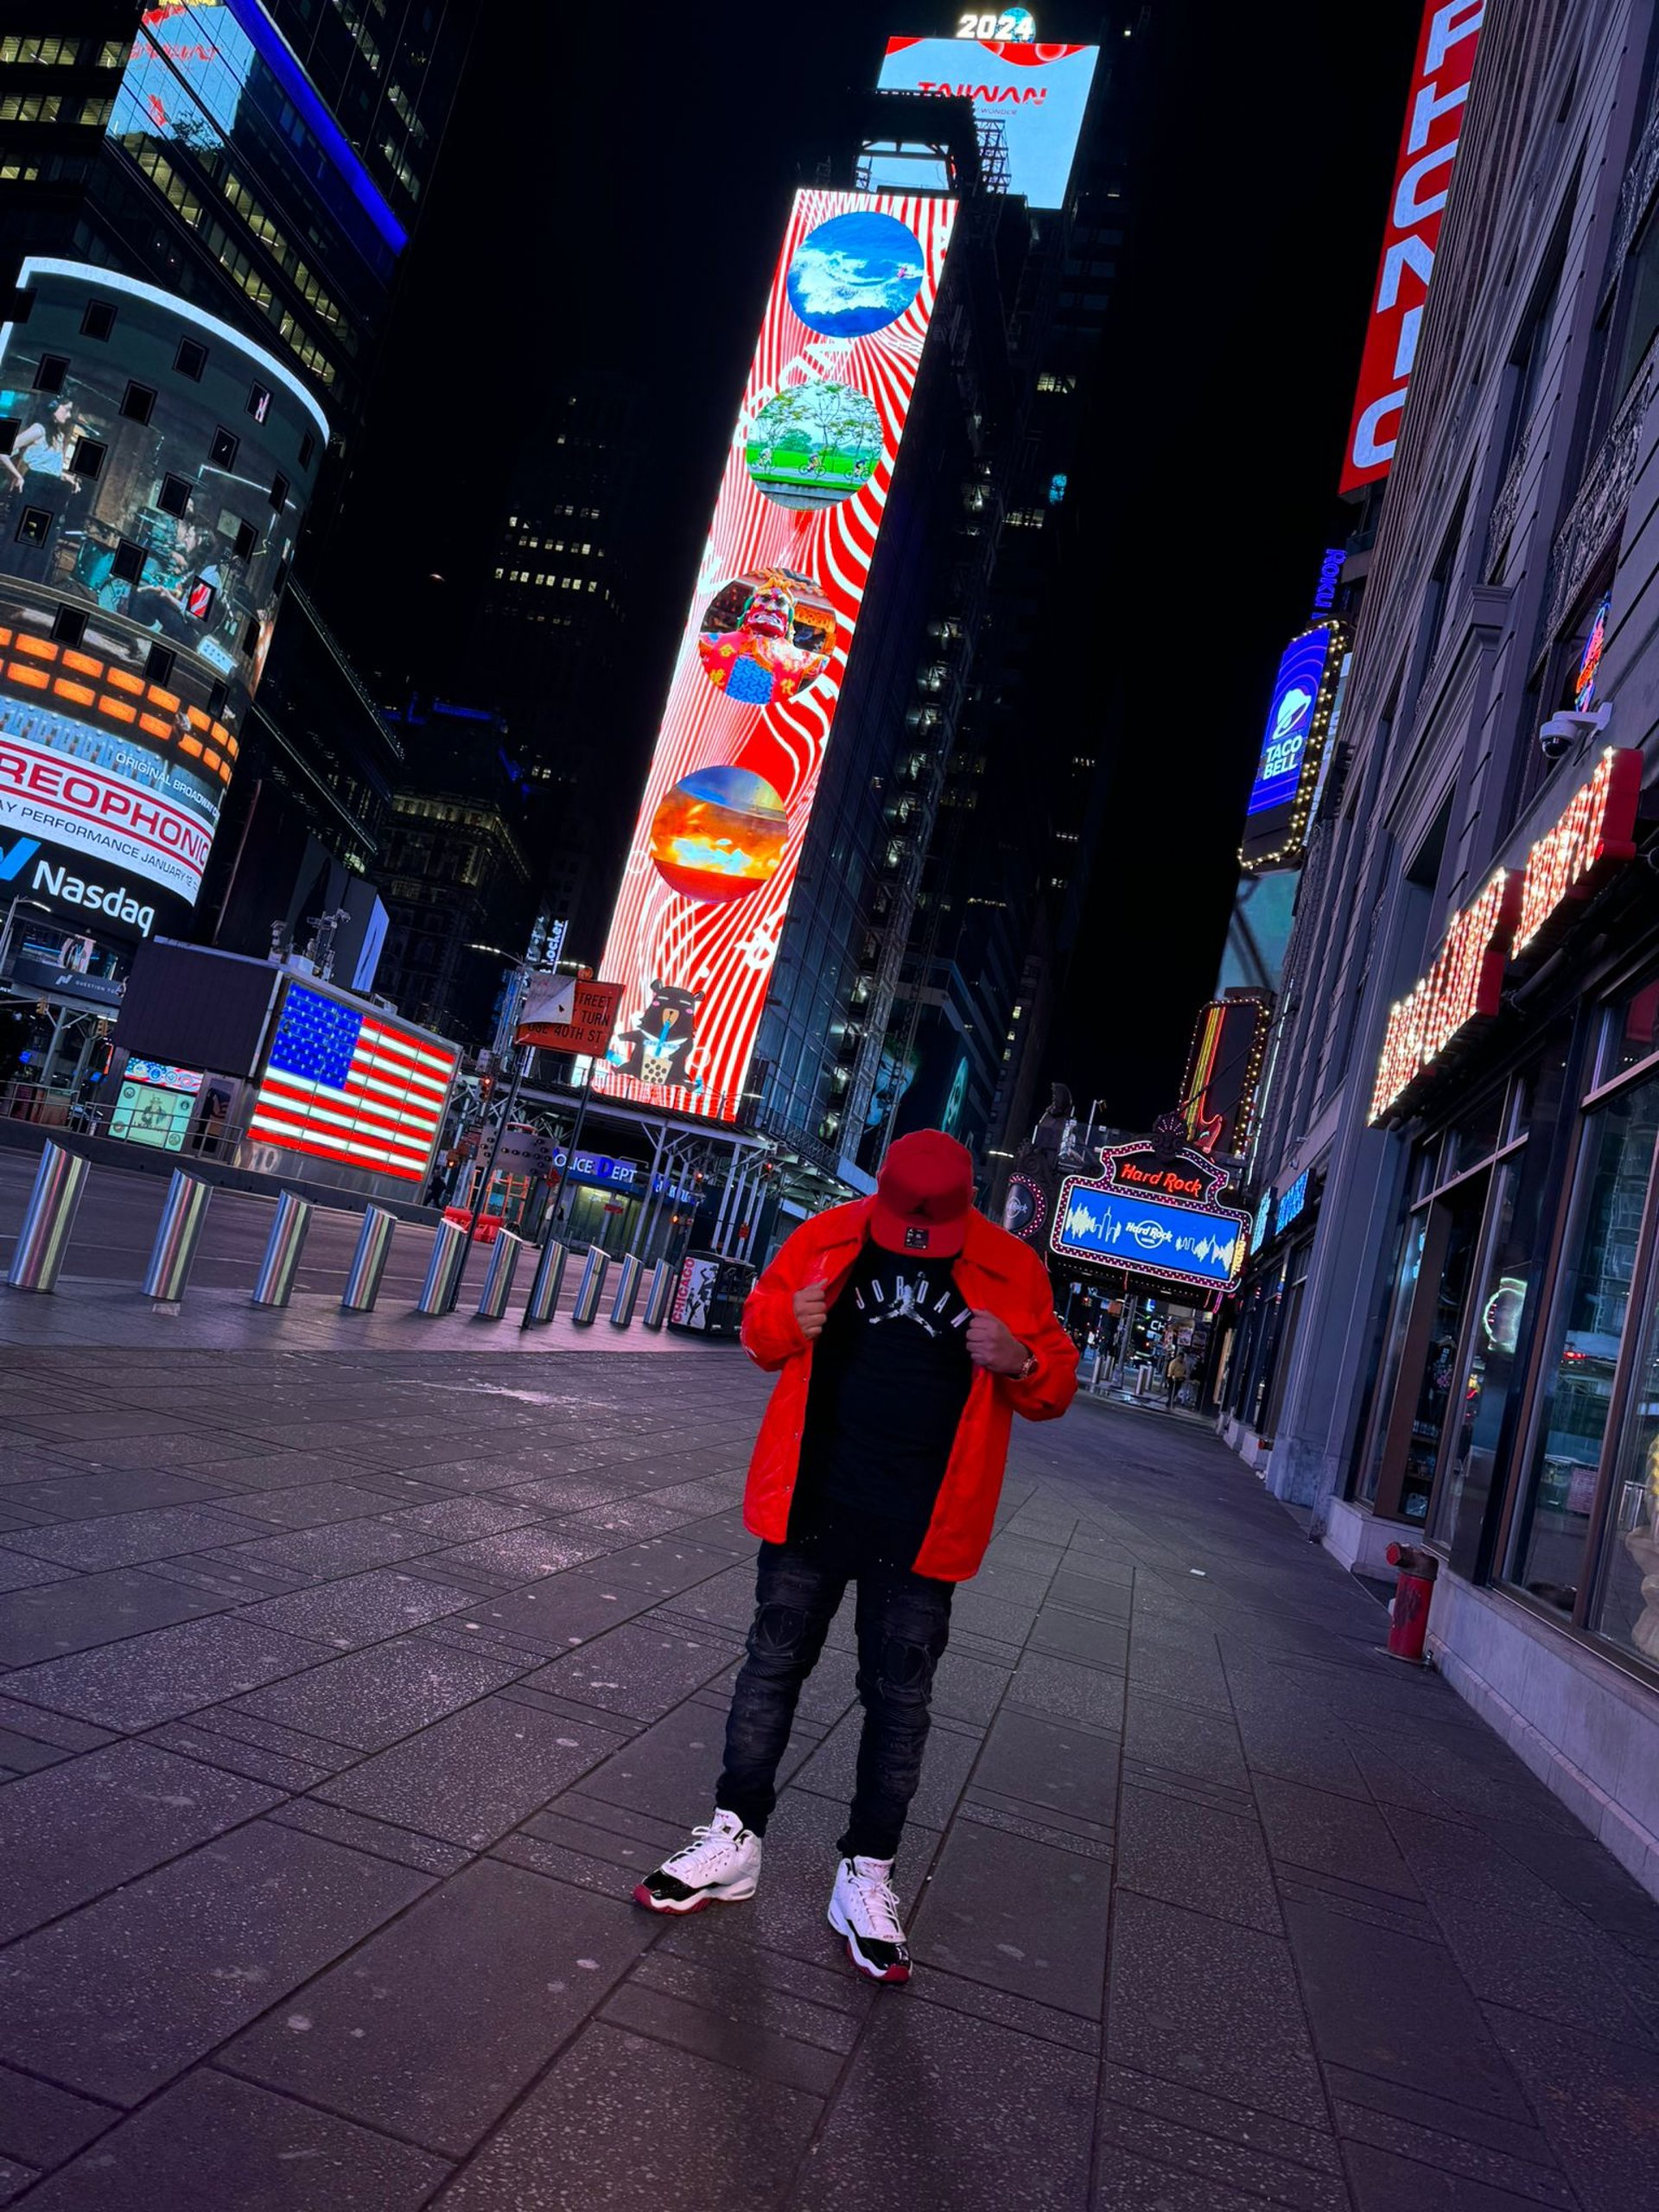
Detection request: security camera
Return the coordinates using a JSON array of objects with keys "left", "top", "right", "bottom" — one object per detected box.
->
[{"left": 1539, "top": 701, "right": 1611, "bottom": 762}]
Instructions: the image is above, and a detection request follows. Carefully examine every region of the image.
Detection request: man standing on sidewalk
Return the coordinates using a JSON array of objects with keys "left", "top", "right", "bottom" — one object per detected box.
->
[{"left": 634, "top": 1129, "right": 1077, "bottom": 1981}]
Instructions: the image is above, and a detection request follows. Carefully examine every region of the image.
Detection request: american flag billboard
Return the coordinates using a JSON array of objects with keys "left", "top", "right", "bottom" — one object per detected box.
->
[
  {"left": 248, "top": 981, "right": 457, "bottom": 1183},
  {"left": 595, "top": 189, "right": 957, "bottom": 1122}
]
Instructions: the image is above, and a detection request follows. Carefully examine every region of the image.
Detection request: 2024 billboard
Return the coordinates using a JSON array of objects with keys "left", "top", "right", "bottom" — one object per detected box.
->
[{"left": 595, "top": 191, "right": 957, "bottom": 1122}]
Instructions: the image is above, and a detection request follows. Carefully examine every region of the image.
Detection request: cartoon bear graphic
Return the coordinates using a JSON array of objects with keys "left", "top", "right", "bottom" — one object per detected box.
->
[{"left": 610, "top": 980, "right": 704, "bottom": 1088}]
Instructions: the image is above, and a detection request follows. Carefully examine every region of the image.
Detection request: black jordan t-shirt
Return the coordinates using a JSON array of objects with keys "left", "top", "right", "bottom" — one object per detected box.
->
[{"left": 792, "top": 1240, "right": 974, "bottom": 1561}]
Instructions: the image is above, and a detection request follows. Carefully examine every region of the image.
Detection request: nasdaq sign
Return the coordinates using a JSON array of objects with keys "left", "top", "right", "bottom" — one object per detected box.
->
[{"left": 1051, "top": 1176, "right": 1250, "bottom": 1293}]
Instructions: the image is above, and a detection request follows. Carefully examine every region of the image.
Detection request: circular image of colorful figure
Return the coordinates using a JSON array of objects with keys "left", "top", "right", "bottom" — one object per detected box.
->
[
  {"left": 696, "top": 566, "right": 836, "bottom": 708},
  {"left": 746, "top": 380, "right": 883, "bottom": 511},
  {"left": 649, "top": 766, "right": 787, "bottom": 905},
  {"left": 785, "top": 211, "right": 925, "bottom": 339}
]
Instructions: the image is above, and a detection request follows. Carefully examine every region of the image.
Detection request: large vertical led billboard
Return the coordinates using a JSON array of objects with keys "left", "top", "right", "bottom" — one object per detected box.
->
[
  {"left": 876, "top": 39, "right": 1098, "bottom": 208},
  {"left": 1339, "top": 0, "right": 1484, "bottom": 493},
  {"left": 0, "top": 259, "right": 325, "bottom": 939},
  {"left": 596, "top": 191, "right": 957, "bottom": 1122},
  {"left": 1238, "top": 620, "right": 1349, "bottom": 872}
]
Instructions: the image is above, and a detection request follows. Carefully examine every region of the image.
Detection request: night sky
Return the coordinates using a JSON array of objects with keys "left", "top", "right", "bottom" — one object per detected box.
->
[{"left": 324, "top": 0, "right": 1419, "bottom": 1134}]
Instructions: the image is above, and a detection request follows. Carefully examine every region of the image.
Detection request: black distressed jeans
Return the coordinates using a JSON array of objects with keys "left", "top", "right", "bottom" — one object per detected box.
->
[{"left": 715, "top": 1537, "right": 954, "bottom": 1861}]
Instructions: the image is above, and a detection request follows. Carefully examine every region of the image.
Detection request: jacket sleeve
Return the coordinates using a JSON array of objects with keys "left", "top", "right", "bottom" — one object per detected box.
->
[
  {"left": 740, "top": 1225, "right": 812, "bottom": 1372},
  {"left": 1002, "top": 1248, "right": 1080, "bottom": 1421}
]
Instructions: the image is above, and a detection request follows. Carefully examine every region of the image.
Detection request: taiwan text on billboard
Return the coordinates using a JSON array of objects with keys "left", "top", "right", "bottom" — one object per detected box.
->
[
  {"left": 0, "top": 260, "right": 325, "bottom": 939},
  {"left": 877, "top": 39, "right": 1098, "bottom": 208},
  {"left": 595, "top": 192, "right": 957, "bottom": 1122},
  {"left": 1339, "top": 0, "right": 1484, "bottom": 493},
  {"left": 1239, "top": 620, "right": 1347, "bottom": 873}
]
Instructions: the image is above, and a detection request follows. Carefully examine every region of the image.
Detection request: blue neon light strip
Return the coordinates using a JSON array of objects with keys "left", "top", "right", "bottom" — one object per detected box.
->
[{"left": 225, "top": 0, "right": 407, "bottom": 255}]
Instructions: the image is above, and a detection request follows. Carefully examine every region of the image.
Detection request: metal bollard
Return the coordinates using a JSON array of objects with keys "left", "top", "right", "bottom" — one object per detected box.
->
[
  {"left": 569, "top": 1246, "right": 609, "bottom": 1326},
  {"left": 251, "top": 1191, "right": 312, "bottom": 1308},
  {"left": 476, "top": 1230, "right": 524, "bottom": 1320},
  {"left": 416, "top": 1216, "right": 469, "bottom": 1315},
  {"left": 142, "top": 1169, "right": 212, "bottom": 1300},
  {"left": 520, "top": 1238, "right": 569, "bottom": 1329},
  {"left": 641, "top": 1256, "right": 674, "bottom": 1331},
  {"left": 7, "top": 1141, "right": 89, "bottom": 1293},
  {"left": 340, "top": 1206, "right": 397, "bottom": 1313},
  {"left": 608, "top": 1252, "right": 642, "bottom": 1327}
]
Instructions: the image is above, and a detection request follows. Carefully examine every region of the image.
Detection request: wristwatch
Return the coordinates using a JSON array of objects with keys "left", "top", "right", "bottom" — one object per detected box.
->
[{"left": 1014, "top": 1349, "right": 1038, "bottom": 1381}]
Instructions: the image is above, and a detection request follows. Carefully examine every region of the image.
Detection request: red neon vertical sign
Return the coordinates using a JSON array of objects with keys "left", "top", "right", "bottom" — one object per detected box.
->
[{"left": 1339, "top": 0, "right": 1484, "bottom": 495}]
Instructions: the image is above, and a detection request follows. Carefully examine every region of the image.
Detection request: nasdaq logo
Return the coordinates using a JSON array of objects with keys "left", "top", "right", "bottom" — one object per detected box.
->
[{"left": 0, "top": 833, "right": 40, "bottom": 882}]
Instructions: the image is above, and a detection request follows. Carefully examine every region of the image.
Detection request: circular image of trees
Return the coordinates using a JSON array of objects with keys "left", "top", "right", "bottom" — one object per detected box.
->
[
  {"left": 785, "top": 210, "right": 925, "bottom": 338},
  {"left": 696, "top": 566, "right": 836, "bottom": 708},
  {"left": 746, "top": 381, "right": 883, "bottom": 512}
]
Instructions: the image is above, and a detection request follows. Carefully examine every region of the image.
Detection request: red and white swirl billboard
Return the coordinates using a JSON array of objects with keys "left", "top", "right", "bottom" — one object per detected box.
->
[{"left": 594, "top": 189, "right": 957, "bottom": 1123}]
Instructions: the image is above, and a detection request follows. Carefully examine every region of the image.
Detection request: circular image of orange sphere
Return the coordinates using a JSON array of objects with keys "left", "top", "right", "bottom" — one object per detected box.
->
[
  {"left": 649, "top": 766, "right": 787, "bottom": 904},
  {"left": 696, "top": 567, "right": 836, "bottom": 707}
]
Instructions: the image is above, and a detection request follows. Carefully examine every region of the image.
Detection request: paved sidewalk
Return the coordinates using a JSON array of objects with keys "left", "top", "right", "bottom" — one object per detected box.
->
[{"left": 0, "top": 1349, "right": 1656, "bottom": 2209}]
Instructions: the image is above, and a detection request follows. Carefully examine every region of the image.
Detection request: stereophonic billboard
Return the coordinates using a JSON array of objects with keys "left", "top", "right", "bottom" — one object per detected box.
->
[
  {"left": 245, "top": 979, "right": 457, "bottom": 1185},
  {"left": 1339, "top": 0, "right": 1484, "bottom": 493},
  {"left": 1238, "top": 619, "right": 1349, "bottom": 873},
  {"left": 876, "top": 39, "right": 1099, "bottom": 208},
  {"left": 0, "top": 259, "right": 327, "bottom": 941},
  {"left": 596, "top": 191, "right": 957, "bottom": 1122}
]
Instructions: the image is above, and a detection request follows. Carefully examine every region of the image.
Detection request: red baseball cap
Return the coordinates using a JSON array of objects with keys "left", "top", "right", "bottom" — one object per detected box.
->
[{"left": 870, "top": 1129, "right": 975, "bottom": 1257}]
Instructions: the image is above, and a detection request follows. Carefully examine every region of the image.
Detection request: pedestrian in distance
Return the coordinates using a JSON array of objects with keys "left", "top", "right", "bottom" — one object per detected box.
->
[
  {"left": 633, "top": 1128, "right": 1078, "bottom": 1981},
  {"left": 1164, "top": 1347, "right": 1188, "bottom": 1409}
]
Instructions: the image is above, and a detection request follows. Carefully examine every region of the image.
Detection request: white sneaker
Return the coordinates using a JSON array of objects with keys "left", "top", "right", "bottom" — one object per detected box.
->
[
  {"left": 633, "top": 1808, "right": 761, "bottom": 1914},
  {"left": 828, "top": 1853, "right": 912, "bottom": 1982}
]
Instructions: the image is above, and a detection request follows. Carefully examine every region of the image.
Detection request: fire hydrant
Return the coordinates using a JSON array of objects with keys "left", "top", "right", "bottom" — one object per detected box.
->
[{"left": 1383, "top": 1541, "right": 1438, "bottom": 1665}]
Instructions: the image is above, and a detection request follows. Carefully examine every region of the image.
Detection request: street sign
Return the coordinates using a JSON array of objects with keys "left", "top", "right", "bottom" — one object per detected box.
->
[
  {"left": 515, "top": 972, "right": 575, "bottom": 1036},
  {"left": 518, "top": 978, "right": 624, "bottom": 1058}
]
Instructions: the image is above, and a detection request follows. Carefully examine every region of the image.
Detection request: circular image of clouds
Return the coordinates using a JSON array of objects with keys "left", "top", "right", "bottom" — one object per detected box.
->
[
  {"left": 696, "top": 566, "right": 836, "bottom": 709},
  {"left": 649, "top": 766, "right": 787, "bottom": 905},
  {"left": 746, "top": 381, "right": 882, "bottom": 512},
  {"left": 785, "top": 211, "right": 925, "bottom": 339}
]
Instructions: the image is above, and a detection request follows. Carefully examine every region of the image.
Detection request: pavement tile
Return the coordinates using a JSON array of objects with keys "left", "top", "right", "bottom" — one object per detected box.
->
[
  {"left": 1123, "top": 1688, "right": 1251, "bottom": 1790},
  {"left": 1106, "top": 1891, "right": 1328, "bottom": 2127},
  {"left": 912, "top": 1815, "right": 1109, "bottom": 2017},
  {"left": 0, "top": 2064, "right": 115, "bottom": 2170},
  {"left": 630, "top": 1948, "right": 861, "bottom": 2054},
  {"left": 213, "top": 1522, "right": 445, "bottom": 1575},
  {"left": 1333, "top": 2101, "right": 1575, "bottom": 2208},
  {"left": 0, "top": 1570, "right": 228, "bottom": 1665},
  {"left": 0, "top": 1619, "right": 321, "bottom": 1730},
  {"left": 424, "top": 1528, "right": 607, "bottom": 1580},
  {"left": 230, "top": 1635, "right": 529, "bottom": 1751},
  {"left": 1485, "top": 2000, "right": 1659, "bottom": 2209},
  {"left": 1006, "top": 1649, "right": 1126, "bottom": 1730},
  {"left": 1092, "top": 2149, "right": 1327, "bottom": 2212},
  {"left": 11, "top": 2069, "right": 447, "bottom": 2210},
  {"left": 1282, "top": 1896, "right": 1534, "bottom": 2122},
  {"left": 0, "top": 1821, "right": 429, "bottom": 2103},
  {"left": 218, "top": 1482, "right": 425, "bottom": 1526},
  {"left": 0, "top": 1740, "right": 280, "bottom": 1942},
  {"left": 557, "top": 1495, "right": 706, "bottom": 1541},
  {"left": 314, "top": 1694, "right": 618, "bottom": 1846},
  {"left": 235, "top": 1568, "right": 475, "bottom": 1650},
  {"left": 140, "top": 1720, "right": 331, "bottom": 1793},
  {"left": 3, "top": 1507, "right": 267, "bottom": 1571},
  {"left": 1095, "top": 2061, "right": 1345, "bottom": 2173},
  {"left": 0, "top": 1548, "right": 73, "bottom": 1592},
  {"left": 224, "top": 1859, "right": 637, "bottom": 2156},
  {"left": 1116, "top": 1783, "right": 1282, "bottom": 1933},
  {"left": 375, "top": 1496, "right": 547, "bottom": 1540},
  {"left": 1255, "top": 1775, "right": 1424, "bottom": 1897},
  {"left": 1341, "top": 2143, "right": 1578, "bottom": 2211},
  {"left": 968, "top": 1706, "right": 1122, "bottom": 1827},
  {"left": 929, "top": 1647, "right": 1012, "bottom": 1725},
  {"left": 1093, "top": 2098, "right": 1349, "bottom": 2210},
  {"left": 453, "top": 1567, "right": 662, "bottom": 1650},
  {"left": 523, "top": 1619, "right": 743, "bottom": 1720},
  {"left": 266, "top": 1798, "right": 474, "bottom": 1874},
  {"left": 795, "top": 1999, "right": 1094, "bottom": 2212},
  {"left": 1124, "top": 1629, "right": 1235, "bottom": 1712},
  {"left": 0, "top": 1471, "right": 232, "bottom": 1518},
  {"left": 908, "top": 1963, "right": 1101, "bottom": 2052},
  {"left": 429, "top": 2020, "right": 820, "bottom": 2210},
  {"left": 584, "top": 1536, "right": 743, "bottom": 1597},
  {"left": 600, "top": 1980, "right": 842, "bottom": 2095}
]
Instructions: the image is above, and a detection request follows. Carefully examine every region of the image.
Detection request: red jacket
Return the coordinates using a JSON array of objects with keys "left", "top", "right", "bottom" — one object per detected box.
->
[{"left": 740, "top": 1198, "right": 1079, "bottom": 1581}]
